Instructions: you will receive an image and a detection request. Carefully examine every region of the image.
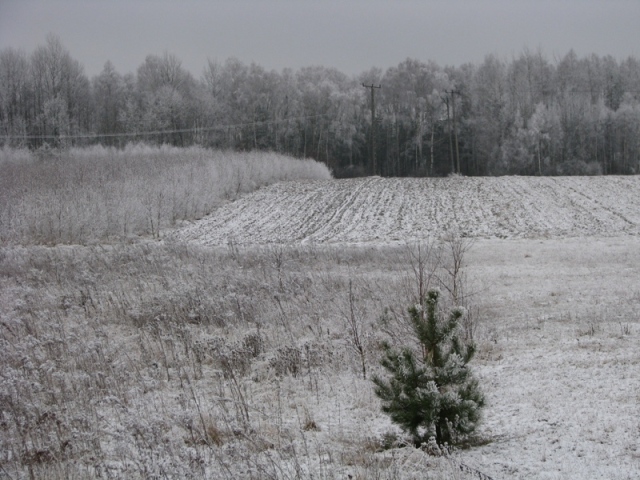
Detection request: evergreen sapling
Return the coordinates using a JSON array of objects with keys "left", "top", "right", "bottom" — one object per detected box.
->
[{"left": 373, "top": 288, "right": 485, "bottom": 446}]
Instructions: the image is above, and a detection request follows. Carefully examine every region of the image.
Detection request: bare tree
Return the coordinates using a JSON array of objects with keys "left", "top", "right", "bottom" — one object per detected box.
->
[
  {"left": 342, "top": 279, "right": 367, "bottom": 379},
  {"left": 405, "top": 240, "right": 440, "bottom": 304}
]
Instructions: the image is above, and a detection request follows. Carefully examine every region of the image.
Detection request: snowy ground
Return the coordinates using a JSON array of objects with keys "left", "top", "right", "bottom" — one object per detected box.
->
[
  {"left": 173, "top": 176, "right": 640, "bottom": 245},
  {"left": 170, "top": 176, "right": 640, "bottom": 479},
  {"left": 3, "top": 175, "right": 639, "bottom": 479},
  {"left": 462, "top": 236, "right": 640, "bottom": 479}
]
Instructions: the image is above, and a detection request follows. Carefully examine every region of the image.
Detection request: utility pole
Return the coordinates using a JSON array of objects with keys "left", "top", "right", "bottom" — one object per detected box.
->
[
  {"left": 445, "top": 89, "right": 461, "bottom": 174},
  {"left": 363, "top": 83, "right": 381, "bottom": 175},
  {"left": 443, "top": 95, "right": 453, "bottom": 174}
]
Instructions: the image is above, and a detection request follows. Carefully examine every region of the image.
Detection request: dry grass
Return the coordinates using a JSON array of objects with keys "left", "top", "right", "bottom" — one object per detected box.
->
[
  {"left": 0, "top": 239, "right": 478, "bottom": 479},
  {"left": 2, "top": 148, "right": 637, "bottom": 478},
  {"left": 0, "top": 144, "right": 331, "bottom": 246},
  {"left": 2, "top": 236, "right": 638, "bottom": 478}
]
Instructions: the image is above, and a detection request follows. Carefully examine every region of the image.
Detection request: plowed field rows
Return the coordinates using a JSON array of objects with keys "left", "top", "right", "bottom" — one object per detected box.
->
[{"left": 173, "top": 176, "right": 640, "bottom": 245}]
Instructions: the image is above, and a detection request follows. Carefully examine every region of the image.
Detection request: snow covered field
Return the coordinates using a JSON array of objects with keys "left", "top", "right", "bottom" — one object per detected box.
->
[
  {"left": 2, "top": 174, "right": 639, "bottom": 479},
  {"left": 462, "top": 236, "right": 640, "bottom": 479},
  {"left": 173, "top": 176, "right": 640, "bottom": 245},
  {"left": 170, "top": 175, "right": 640, "bottom": 478}
]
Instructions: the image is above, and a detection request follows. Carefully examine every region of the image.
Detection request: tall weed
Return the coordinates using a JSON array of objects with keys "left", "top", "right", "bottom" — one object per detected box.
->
[
  {"left": 0, "top": 144, "right": 331, "bottom": 245},
  {"left": 0, "top": 241, "right": 455, "bottom": 478}
]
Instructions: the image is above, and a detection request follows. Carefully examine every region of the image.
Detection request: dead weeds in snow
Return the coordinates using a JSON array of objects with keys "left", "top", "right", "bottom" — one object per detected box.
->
[{"left": 1, "top": 235, "right": 639, "bottom": 478}]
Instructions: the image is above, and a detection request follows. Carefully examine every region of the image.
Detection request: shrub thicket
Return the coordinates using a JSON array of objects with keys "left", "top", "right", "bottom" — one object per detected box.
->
[{"left": 0, "top": 144, "right": 331, "bottom": 245}]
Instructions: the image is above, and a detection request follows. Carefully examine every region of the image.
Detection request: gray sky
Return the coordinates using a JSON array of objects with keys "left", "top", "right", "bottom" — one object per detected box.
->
[{"left": 1, "top": 0, "right": 639, "bottom": 78}]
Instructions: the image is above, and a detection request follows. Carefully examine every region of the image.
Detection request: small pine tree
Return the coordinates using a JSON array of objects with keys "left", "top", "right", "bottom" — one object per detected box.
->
[{"left": 373, "top": 288, "right": 485, "bottom": 446}]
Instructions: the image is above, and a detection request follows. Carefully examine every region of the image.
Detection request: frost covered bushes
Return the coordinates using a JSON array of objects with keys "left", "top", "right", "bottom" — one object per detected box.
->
[
  {"left": 373, "top": 288, "right": 485, "bottom": 446},
  {"left": 0, "top": 144, "right": 331, "bottom": 245}
]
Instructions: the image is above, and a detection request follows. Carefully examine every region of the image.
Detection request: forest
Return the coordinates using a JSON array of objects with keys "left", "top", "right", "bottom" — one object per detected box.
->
[{"left": 1, "top": 34, "right": 640, "bottom": 177}]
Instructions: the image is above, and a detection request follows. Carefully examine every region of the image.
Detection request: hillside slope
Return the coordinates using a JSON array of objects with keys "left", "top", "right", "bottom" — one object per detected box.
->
[{"left": 173, "top": 176, "right": 640, "bottom": 245}]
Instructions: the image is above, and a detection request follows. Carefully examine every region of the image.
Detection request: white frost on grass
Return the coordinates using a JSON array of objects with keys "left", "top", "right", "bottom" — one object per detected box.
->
[
  {"left": 462, "top": 237, "right": 640, "bottom": 479},
  {"left": 169, "top": 176, "right": 640, "bottom": 479},
  {"left": 3, "top": 171, "right": 640, "bottom": 479}
]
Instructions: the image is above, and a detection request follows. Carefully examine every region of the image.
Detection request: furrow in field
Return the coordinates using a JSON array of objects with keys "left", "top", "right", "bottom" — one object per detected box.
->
[
  {"left": 303, "top": 178, "right": 378, "bottom": 242},
  {"left": 171, "top": 176, "right": 640, "bottom": 245},
  {"left": 564, "top": 177, "right": 639, "bottom": 231}
]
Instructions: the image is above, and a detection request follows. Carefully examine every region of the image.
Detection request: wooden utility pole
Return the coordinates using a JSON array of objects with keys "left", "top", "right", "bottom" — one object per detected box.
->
[
  {"left": 446, "top": 89, "right": 461, "bottom": 174},
  {"left": 363, "top": 83, "right": 381, "bottom": 175},
  {"left": 443, "top": 95, "right": 454, "bottom": 173}
]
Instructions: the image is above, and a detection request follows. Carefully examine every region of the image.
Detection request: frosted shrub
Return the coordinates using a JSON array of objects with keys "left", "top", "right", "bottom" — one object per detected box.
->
[{"left": 270, "top": 345, "right": 303, "bottom": 377}]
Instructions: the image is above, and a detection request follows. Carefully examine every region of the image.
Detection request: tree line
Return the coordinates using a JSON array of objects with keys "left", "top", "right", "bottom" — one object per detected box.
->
[{"left": 1, "top": 34, "right": 640, "bottom": 176}]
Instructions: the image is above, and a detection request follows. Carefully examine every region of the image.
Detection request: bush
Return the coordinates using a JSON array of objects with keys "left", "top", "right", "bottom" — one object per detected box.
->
[{"left": 372, "top": 288, "right": 485, "bottom": 446}]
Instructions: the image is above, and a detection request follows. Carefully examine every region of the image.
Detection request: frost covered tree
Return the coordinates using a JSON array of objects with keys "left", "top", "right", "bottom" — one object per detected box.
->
[
  {"left": 93, "top": 61, "right": 125, "bottom": 144},
  {"left": 0, "top": 48, "right": 31, "bottom": 145},
  {"left": 373, "top": 288, "right": 484, "bottom": 446},
  {"left": 30, "top": 34, "right": 91, "bottom": 143}
]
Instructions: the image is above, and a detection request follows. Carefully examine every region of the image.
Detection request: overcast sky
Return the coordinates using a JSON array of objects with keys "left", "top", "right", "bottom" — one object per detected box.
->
[{"left": 1, "top": 0, "right": 639, "bottom": 78}]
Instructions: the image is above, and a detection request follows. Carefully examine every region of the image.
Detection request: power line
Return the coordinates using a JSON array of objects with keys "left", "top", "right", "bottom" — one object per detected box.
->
[
  {"left": 362, "top": 83, "right": 381, "bottom": 175},
  {"left": 445, "top": 90, "right": 461, "bottom": 174},
  {"left": 0, "top": 113, "right": 331, "bottom": 141}
]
